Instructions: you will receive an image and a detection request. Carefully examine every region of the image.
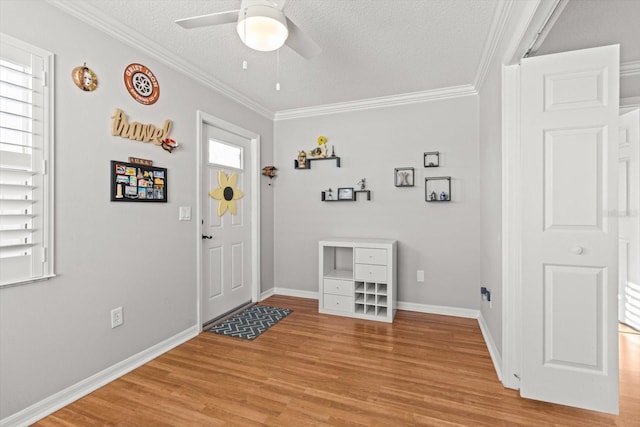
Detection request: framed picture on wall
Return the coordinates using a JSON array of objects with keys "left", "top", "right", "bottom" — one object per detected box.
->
[
  {"left": 337, "top": 187, "right": 355, "bottom": 201},
  {"left": 394, "top": 167, "right": 415, "bottom": 187},
  {"left": 111, "top": 160, "right": 168, "bottom": 203}
]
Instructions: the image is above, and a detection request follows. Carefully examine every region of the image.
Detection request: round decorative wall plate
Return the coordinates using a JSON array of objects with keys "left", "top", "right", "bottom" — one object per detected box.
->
[
  {"left": 123, "top": 63, "right": 160, "bottom": 105},
  {"left": 71, "top": 64, "right": 98, "bottom": 92}
]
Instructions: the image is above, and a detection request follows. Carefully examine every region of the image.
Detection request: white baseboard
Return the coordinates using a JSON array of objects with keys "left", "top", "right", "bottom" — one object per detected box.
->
[
  {"left": 478, "top": 312, "right": 503, "bottom": 381},
  {"left": 1, "top": 325, "right": 199, "bottom": 427},
  {"left": 272, "top": 287, "right": 319, "bottom": 300},
  {"left": 397, "top": 301, "right": 480, "bottom": 319},
  {"left": 259, "top": 287, "right": 275, "bottom": 301}
]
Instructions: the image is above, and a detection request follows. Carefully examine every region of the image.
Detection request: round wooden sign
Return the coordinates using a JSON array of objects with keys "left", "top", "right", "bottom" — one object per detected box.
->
[{"left": 123, "top": 63, "right": 160, "bottom": 105}]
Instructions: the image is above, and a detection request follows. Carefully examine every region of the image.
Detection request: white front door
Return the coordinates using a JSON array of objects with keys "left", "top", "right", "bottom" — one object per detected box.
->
[
  {"left": 520, "top": 45, "right": 620, "bottom": 414},
  {"left": 619, "top": 109, "right": 640, "bottom": 330},
  {"left": 201, "top": 122, "right": 253, "bottom": 324}
]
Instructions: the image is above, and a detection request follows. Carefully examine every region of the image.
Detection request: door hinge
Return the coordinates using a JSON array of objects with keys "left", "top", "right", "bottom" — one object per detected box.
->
[
  {"left": 43, "top": 71, "right": 48, "bottom": 87},
  {"left": 42, "top": 159, "right": 47, "bottom": 175},
  {"left": 42, "top": 247, "right": 47, "bottom": 263}
]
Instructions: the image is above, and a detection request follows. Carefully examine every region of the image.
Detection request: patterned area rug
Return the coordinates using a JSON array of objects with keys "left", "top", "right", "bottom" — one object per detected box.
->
[{"left": 207, "top": 305, "right": 292, "bottom": 340}]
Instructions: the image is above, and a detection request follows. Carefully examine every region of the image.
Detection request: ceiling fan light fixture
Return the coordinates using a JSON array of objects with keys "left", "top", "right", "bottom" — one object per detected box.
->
[{"left": 237, "top": 5, "right": 288, "bottom": 52}]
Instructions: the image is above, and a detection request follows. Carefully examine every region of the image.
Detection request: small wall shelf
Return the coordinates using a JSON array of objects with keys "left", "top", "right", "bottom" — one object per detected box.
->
[
  {"left": 424, "top": 151, "right": 440, "bottom": 167},
  {"left": 295, "top": 156, "right": 341, "bottom": 169},
  {"left": 425, "top": 176, "right": 451, "bottom": 202},
  {"left": 321, "top": 190, "right": 371, "bottom": 201}
]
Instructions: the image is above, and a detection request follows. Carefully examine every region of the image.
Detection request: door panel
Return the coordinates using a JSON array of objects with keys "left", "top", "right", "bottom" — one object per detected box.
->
[
  {"left": 202, "top": 123, "right": 252, "bottom": 323},
  {"left": 521, "top": 45, "right": 619, "bottom": 414},
  {"left": 619, "top": 109, "right": 640, "bottom": 329},
  {"left": 544, "top": 128, "right": 602, "bottom": 229}
]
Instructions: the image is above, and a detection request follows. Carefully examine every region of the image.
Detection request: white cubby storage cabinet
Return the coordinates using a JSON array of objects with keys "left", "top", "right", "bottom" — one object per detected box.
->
[{"left": 319, "top": 238, "right": 397, "bottom": 323}]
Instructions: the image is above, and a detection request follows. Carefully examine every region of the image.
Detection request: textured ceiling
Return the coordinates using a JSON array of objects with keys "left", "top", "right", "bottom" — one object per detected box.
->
[
  {"left": 534, "top": 0, "right": 640, "bottom": 101},
  {"left": 53, "top": 0, "right": 499, "bottom": 115}
]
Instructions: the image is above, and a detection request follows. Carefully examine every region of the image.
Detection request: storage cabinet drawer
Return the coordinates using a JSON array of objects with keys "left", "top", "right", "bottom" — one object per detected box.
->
[
  {"left": 355, "top": 248, "right": 387, "bottom": 265},
  {"left": 355, "top": 263, "right": 387, "bottom": 282},
  {"left": 323, "top": 294, "right": 353, "bottom": 313},
  {"left": 323, "top": 278, "right": 354, "bottom": 296}
]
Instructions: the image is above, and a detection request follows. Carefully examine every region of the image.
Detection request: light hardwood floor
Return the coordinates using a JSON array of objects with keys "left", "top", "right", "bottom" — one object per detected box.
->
[{"left": 36, "top": 296, "right": 640, "bottom": 426}]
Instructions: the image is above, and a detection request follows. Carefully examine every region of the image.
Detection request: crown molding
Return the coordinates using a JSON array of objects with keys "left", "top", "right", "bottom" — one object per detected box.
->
[
  {"left": 45, "top": 0, "right": 274, "bottom": 120},
  {"left": 621, "top": 60, "right": 640, "bottom": 77},
  {"left": 274, "top": 84, "right": 478, "bottom": 121},
  {"left": 474, "top": 0, "right": 515, "bottom": 90}
]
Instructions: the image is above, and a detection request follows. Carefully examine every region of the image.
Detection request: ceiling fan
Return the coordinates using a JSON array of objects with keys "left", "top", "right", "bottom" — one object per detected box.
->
[{"left": 175, "top": 0, "right": 321, "bottom": 59}]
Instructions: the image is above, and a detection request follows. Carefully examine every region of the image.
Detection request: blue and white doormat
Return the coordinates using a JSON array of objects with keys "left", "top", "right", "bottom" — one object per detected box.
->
[{"left": 207, "top": 305, "right": 292, "bottom": 340}]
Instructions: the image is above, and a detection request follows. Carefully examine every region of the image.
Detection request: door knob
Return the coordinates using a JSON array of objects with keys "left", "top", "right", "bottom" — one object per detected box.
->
[
  {"left": 202, "top": 235, "right": 213, "bottom": 239},
  {"left": 569, "top": 245, "right": 583, "bottom": 255}
]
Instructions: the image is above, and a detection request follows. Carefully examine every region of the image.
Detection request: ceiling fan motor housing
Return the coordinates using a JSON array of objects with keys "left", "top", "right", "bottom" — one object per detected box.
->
[{"left": 237, "top": 1, "right": 289, "bottom": 52}]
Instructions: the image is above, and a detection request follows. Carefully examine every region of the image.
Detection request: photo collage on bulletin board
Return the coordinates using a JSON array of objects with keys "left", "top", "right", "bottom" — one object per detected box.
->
[{"left": 111, "top": 160, "right": 167, "bottom": 203}]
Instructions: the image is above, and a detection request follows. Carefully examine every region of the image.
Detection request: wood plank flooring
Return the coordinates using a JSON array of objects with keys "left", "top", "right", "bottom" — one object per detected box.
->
[{"left": 36, "top": 296, "right": 640, "bottom": 426}]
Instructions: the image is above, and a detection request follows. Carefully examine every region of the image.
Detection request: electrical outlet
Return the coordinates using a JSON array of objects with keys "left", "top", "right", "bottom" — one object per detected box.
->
[
  {"left": 111, "top": 306, "right": 124, "bottom": 328},
  {"left": 417, "top": 270, "right": 425, "bottom": 282}
]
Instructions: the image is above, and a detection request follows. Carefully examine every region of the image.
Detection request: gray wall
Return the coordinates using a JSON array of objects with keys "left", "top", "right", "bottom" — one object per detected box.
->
[
  {"left": 0, "top": 0, "right": 274, "bottom": 418},
  {"left": 273, "top": 96, "right": 481, "bottom": 308}
]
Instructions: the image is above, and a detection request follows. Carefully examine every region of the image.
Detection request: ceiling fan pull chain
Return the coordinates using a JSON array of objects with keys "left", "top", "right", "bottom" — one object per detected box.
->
[{"left": 276, "top": 49, "right": 281, "bottom": 91}]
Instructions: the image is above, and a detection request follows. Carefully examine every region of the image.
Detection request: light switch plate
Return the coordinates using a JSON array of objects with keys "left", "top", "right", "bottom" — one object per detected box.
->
[
  {"left": 179, "top": 206, "right": 191, "bottom": 221},
  {"left": 417, "top": 270, "right": 425, "bottom": 282}
]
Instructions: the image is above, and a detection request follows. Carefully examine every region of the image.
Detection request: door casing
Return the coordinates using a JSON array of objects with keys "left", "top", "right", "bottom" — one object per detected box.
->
[{"left": 196, "top": 111, "right": 261, "bottom": 329}]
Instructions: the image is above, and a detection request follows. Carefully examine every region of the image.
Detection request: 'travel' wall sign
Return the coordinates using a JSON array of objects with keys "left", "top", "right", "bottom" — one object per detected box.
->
[
  {"left": 123, "top": 63, "right": 160, "bottom": 105},
  {"left": 111, "top": 109, "right": 172, "bottom": 147}
]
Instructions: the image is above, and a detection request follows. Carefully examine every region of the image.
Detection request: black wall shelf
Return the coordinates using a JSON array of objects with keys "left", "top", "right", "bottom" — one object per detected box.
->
[
  {"left": 425, "top": 176, "right": 451, "bottom": 202},
  {"left": 321, "top": 189, "right": 371, "bottom": 202},
  {"left": 295, "top": 156, "right": 341, "bottom": 169}
]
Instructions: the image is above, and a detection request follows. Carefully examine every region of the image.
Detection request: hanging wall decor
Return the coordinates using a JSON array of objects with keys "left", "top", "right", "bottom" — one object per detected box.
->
[
  {"left": 394, "top": 168, "right": 415, "bottom": 187},
  {"left": 123, "top": 63, "right": 160, "bottom": 105},
  {"left": 111, "top": 160, "right": 167, "bottom": 202},
  {"left": 262, "top": 166, "right": 277, "bottom": 186},
  {"left": 71, "top": 63, "right": 98, "bottom": 91},
  {"left": 111, "top": 109, "right": 177, "bottom": 153},
  {"left": 209, "top": 171, "right": 244, "bottom": 216}
]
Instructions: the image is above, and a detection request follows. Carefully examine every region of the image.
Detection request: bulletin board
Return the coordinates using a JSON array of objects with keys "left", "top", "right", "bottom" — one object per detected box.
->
[{"left": 110, "top": 160, "right": 167, "bottom": 203}]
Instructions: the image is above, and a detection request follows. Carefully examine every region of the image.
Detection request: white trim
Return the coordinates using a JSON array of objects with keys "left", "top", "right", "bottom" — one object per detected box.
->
[
  {"left": 478, "top": 312, "right": 503, "bottom": 381},
  {"left": 501, "top": 63, "right": 522, "bottom": 390},
  {"left": 274, "top": 85, "right": 477, "bottom": 121},
  {"left": 260, "top": 287, "right": 276, "bottom": 301},
  {"left": 273, "top": 287, "right": 319, "bottom": 300},
  {"left": 503, "top": 0, "right": 560, "bottom": 66},
  {"left": 196, "top": 112, "right": 261, "bottom": 328},
  {"left": 621, "top": 60, "right": 640, "bottom": 77},
  {"left": 45, "top": 0, "right": 273, "bottom": 120},
  {"left": 396, "top": 301, "right": 479, "bottom": 319},
  {"left": 0, "top": 325, "right": 199, "bottom": 427},
  {"left": 474, "top": 0, "right": 515, "bottom": 90},
  {"left": 621, "top": 97, "right": 640, "bottom": 114}
]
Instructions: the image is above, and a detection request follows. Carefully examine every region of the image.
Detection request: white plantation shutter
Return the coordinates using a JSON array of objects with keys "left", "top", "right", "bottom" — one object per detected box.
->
[{"left": 0, "top": 34, "right": 54, "bottom": 286}]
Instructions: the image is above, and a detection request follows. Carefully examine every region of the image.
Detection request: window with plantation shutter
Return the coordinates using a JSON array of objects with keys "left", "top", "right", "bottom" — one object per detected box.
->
[{"left": 0, "top": 34, "right": 54, "bottom": 287}]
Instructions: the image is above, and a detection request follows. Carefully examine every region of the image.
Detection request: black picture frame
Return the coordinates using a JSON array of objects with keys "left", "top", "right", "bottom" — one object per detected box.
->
[
  {"left": 337, "top": 187, "right": 355, "bottom": 201},
  {"left": 111, "top": 160, "right": 167, "bottom": 203},
  {"left": 425, "top": 176, "right": 451, "bottom": 202},
  {"left": 424, "top": 151, "right": 440, "bottom": 167},
  {"left": 394, "top": 167, "right": 415, "bottom": 187}
]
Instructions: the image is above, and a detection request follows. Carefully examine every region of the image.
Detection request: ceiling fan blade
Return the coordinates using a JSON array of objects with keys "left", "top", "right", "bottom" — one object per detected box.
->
[
  {"left": 175, "top": 10, "right": 240, "bottom": 29},
  {"left": 284, "top": 17, "right": 321, "bottom": 59}
]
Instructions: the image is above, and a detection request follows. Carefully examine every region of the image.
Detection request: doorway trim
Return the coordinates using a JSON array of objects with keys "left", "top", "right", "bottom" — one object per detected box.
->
[{"left": 196, "top": 110, "right": 261, "bottom": 330}]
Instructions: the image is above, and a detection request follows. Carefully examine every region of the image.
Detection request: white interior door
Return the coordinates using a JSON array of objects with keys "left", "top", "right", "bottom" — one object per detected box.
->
[
  {"left": 520, "top": 45, "right": 620, "bottom": 414},
  {"left": 202, "top": 123, "right": 253, "bottom": 324},
  {"left": 619, "top": 109, "right": 640, "bottom": 330}
]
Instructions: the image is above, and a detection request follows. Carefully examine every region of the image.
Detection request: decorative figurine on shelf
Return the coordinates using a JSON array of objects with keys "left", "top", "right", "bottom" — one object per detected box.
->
[
  {"left": 308, "top": 135, "right": 328, "bottom": 158},
  {"left": 398, "top": 171, "right": 410, "bottom": 186},
  {"left": 297, "top": 150, "right": 307, "bottom": 168},
  {"left": 326, "top": 188, "right": 333, "bottom": 200},
  {"left": 429, "top": 191, "right": 437, "bottom": 201},
  {"left": 440, "top": 191, "right": 448, "bottom": 201},
  {"left": 357, "top": 178, "right": 366, "bottom": 190}
]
